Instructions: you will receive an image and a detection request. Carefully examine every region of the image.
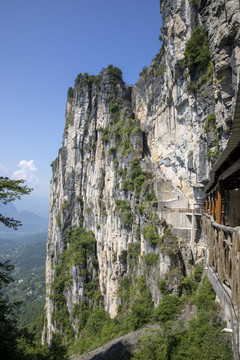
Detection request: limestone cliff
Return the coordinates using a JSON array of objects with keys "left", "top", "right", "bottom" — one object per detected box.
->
[{"left": 43, "top": 0, "right": 240, "bottom": 343}]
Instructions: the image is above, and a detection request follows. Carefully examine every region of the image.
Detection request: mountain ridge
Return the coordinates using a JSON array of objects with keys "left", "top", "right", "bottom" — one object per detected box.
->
[{"left": 0, "top": 202, "right": 48, "bottom": 238}]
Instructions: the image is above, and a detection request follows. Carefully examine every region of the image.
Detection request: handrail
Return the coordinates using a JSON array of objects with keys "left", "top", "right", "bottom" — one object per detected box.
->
[
  {"left": 202, "top": 213, "right": 240, "bottom": 359},
  {"left": 205, "top": 213, "right": 238, "bottom": 236},
  {"left": 202, "top": 213, "right": 240, "bottom": 306}
]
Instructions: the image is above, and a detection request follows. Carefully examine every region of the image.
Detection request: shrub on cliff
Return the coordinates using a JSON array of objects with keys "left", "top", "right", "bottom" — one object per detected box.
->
[
  {"left": 67, "top": 87, "right": 74, "bottom": 99},
  {"left": 51, "top": 227, "right": 98, "bottom": 340},
  {"left": 184, "top": 26, "right": 211, "bottom": 78},
  {"left": 115, "top": 199, "right": 133, "bottom": 229},
  {"left": 104, "top": 64, "right": 123, "bottom": 84},
  {"left": 118, "top": 276, "right": 154, "bottom": 332},
  {"left": 182, "top": 264, "right": 203, "bottom": 295},
  {"left": 132, "top": 277, "right": 233, "bottom": 360},
  {"left": 154, "top": 295, "right": 181, "bottom": 323},
  {"left": 143, "top": 225, "right": 161, "bottom": 245}
]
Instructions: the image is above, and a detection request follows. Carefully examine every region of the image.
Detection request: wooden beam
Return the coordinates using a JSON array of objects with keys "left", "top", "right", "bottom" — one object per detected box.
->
[{"left": 219, "top": 160, "right": 240, "bottom": 181}]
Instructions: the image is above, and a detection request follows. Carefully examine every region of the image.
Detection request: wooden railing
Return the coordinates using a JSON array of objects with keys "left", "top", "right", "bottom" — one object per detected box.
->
[{"left": 202, "top": 214, "right": 240, "bottom": 306}]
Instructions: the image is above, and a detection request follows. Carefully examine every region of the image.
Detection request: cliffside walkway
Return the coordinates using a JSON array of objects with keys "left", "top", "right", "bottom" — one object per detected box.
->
[
  {"left": 201, "top": 85, "right": 240, "bottom": 360},
  {"left": 202, "top": 213, "right": 240, "bottom": 360}
]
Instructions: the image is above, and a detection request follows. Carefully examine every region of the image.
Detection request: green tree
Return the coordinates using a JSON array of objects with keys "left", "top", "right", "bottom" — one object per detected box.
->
[
  {"left": 0, "top": 261, "right": 20, "bottom": 360},
  {"left": 0, "top": 177, "right": 32, "bottom": 358},
  {"left": 0, "top": 177, "right": 32, "bottom": 229}
]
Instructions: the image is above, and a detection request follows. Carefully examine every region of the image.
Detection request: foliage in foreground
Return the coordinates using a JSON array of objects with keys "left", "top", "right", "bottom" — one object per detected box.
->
[
  {"left": 42, "top": 263, "right": 232, "bottom": 359},
  {"left": 16, "top": 332, "right": 68, "bottom": 360},
  {"left": 1, "top": 250, "right": 233, "bottom": 360},
  {"left": 0, "top": 259, "right": 69, "bottom": 360},
  {"left": 0, "top": 177, "right": 32, "bottom": 229},
  {"left": 70, "top": 267, "right": 232, "bottom": 359},
  {"left": 132, "top": 277, "right": 233, "bottom": 360}
]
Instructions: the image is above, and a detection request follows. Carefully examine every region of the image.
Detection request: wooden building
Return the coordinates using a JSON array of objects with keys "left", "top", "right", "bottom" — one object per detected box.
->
[
  {"left": 205, "top": 87, "right": 240, "bottom": 227},
  {"left": 202, "top": 85, "right": 240, "bottom": 360}
]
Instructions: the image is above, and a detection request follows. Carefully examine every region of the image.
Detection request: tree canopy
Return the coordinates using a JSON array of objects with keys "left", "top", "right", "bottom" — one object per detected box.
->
[
  {"left": 0, "top": 177, "right": 32, "bottom": 229},
  {"left": 0, "top": 177, "right": 33, "bottom": 357}
]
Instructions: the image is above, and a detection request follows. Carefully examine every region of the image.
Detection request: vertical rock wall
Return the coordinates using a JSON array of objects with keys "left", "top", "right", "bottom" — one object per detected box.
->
[
  {"left": 133, "top": 0, "right": 240, "bottom": 200},
  {"left": 44, "top": 0, "right": 240, "bottom": 342}
]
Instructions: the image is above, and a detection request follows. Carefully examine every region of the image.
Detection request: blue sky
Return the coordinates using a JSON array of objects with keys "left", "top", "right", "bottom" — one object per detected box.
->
[{"left": 0, "top": 0, "right": 162, "bottom": 216}]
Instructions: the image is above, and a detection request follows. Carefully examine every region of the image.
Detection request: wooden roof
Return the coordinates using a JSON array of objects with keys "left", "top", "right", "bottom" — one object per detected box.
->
[{"left": 205, "top": 84, "right": 240, "bottom": 195}]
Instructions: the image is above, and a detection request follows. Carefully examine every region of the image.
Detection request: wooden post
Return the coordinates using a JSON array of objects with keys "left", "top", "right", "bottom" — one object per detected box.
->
[
  {"left": 217, "top": 181, "right": 222, "bottom": 224},
  {"left": 215, "top": 189, "right": 218, "bottom": 222},
  {"left": 222, "top": 202, "right": 225, "bottom": 225},
  {"left": 209, "top": 195, "right": 212, "bottom": 216},
  {"left": 212, "top": 192, "right": 215, "bottom": 219},
  {"left": 205, "top": 198, "right": 208, "bottom": 214}
]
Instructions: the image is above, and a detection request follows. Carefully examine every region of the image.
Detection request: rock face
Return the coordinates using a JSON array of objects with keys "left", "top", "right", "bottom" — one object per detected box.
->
[{"left": 43, "top": 0, "right": 240, "bottom": 343}]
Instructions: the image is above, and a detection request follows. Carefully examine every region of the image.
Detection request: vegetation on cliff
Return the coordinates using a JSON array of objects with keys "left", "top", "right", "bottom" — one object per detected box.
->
[
  {"left": 184, "top": 25, "right": 213, "bottom": 93},
  {"left": 133, "top": 276, "right": 233, "bottom": 360},
  {"left": 184, "top": 26, "right": 211, "bottom": 78},
  {"left": 43, "top": 0, "right": 237, "bottom": 357},
  {"left": 51, "top": 227, "right": 99, "bottom": 341},
  {"left": 63, "top": 266, "right": 233, "bottom": 359},
  {"left": 45, "top": 57, "right": 233, "bottom": 357}
]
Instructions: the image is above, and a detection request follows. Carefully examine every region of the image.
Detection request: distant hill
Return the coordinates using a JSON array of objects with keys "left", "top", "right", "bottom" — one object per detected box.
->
[
  {"left": 0, "top": 202, "right": 48, "bottom": 239},
  {"left": 14, "top": 195, "right": 49, "bottom": 219}
]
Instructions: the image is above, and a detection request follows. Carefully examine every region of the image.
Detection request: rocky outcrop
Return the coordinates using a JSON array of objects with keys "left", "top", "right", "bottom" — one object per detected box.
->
[
  {"left": 43, "top": 0, "right": 240, "bottom": 343},
  {"left": 71, "top": 324, "right": 161, "bottom": 360},
  {"left": 133, "top": 0, "right": 240, "bottom": 198}
]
